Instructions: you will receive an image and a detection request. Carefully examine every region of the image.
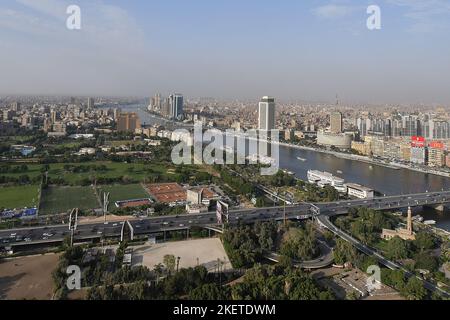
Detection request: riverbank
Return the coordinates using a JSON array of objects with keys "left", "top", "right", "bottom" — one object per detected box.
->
[
  {"left": 139, "top": 106, "right": 450, "bottom": 179},
  {"left": 275, "top": 141, "right": 450, "bottom": 178}
]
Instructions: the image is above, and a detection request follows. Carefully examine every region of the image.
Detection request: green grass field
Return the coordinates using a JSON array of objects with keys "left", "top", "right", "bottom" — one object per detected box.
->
[
  {"left": 39, "top": 186, "right": 99, "bottom": 215},
  {"left": 0, "top": 185, "right": 40, "bottom": 209},
  {"left": 97, "top": 184, "right": 149, "bottom": 206},
  {"left": 0, "top": 161, "right": 171, "bottom": 184}
]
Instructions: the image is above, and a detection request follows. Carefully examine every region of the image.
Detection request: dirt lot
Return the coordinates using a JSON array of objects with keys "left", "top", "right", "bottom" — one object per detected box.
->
[
  {"left": 0, "top": 253, "right": 60, "bottom": 300},
  {"left": 78, "top": 214, "right": 135, "bottom": 224},
  {"left": 132, "top": 238, "right": 232, "bottom": 272}
]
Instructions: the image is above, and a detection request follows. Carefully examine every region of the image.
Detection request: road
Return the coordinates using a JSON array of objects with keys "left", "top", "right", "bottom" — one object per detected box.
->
[
  {"left": 317, "top": 214, "right": 450, "bottom": 298},
  {"left": 2, "top": 190, "right": 450, "bottom": 247},
  {"left": 265, "top": 239, "right": 334, "bottom": 269},
  {"left": 2, "top": 189, "right": 450, "bottom": 297}
]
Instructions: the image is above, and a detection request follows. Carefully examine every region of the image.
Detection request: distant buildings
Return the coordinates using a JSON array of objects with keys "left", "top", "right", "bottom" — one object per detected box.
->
[
  {"left": 149, "top": 93, "right": 184, "bottom": 120},
  {"left": 317, "top": 130, "right": 353, "bottom": 149},
  {"left": 330, "top": 112, "right": 343, "bottom": 133},
  {"left": 117, "top": 112, "right": 141, "bottom": 132},
  {"left": 317, "top": 112, "right": 353, "bottom": 149},
  {"left": 149, "top": 93, "right": 162, "bottom": 112},
  {"left": 87, "top": 97, "right": 94, "bottom": 109}
]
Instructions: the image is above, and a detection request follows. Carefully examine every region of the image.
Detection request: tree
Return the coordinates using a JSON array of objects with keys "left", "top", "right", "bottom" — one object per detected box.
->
[
  {"left": 403, "top": 277, "right": 427, "bottom": 300},
  {"left": 189, "top": 283, "right": 230, "bottom": 300},
  {"left": 333, "top": 238, "right": 357, "bottom": 265},
  {"left": 385, "top": 236, "right": 409, "bottom": 260},
  {"left": 163, "top": 254, "right": 176, "bottom": 275},
  {"left": 381, "top": 269, "right": 405, "bottom": 291},
  {"left": 414, "top": 252, "right": 438, "bottom": 272},
  {"left": 346, "top": 291, "right": 360, "bottom": 300},
  {"left": 414, "top": 232, "right": 435, "bottom": 252}
]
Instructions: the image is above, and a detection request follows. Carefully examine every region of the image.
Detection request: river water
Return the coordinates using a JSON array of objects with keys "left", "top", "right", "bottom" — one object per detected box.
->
[{"left": 118, "top": 104, "right": 450, "bottom": 231}]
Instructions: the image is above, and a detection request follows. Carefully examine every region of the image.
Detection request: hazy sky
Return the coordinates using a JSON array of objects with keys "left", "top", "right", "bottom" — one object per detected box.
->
[{"left": 1, "top": 0, "right": 450, "bottom": 105}]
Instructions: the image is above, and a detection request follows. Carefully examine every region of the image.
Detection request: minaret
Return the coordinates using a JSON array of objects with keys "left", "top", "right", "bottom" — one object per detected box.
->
[{"left": 407, "top": 206, "right": 412, "bottom": 234}]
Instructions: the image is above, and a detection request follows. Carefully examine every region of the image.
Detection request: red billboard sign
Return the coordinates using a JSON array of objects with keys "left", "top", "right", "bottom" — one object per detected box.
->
[
  {"left": 429, "top": 141, "right": 444, "bottom": 149},
  {"left": 411, "top": 136, "right": 425, "bottom": 147}
]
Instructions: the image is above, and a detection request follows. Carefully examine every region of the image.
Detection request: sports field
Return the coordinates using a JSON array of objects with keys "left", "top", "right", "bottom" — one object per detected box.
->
[
  {"left": 39, "top": 186, "right": 99, "bottom": 215},
  {"left": 97, "top": 184, "right": 149, "bottom": 205},
  {"left": 0, "top": 161, "right": 171, "bottom": 184},
  {"left": 0, "top": 185, "right": 40, "bottom": 209}
]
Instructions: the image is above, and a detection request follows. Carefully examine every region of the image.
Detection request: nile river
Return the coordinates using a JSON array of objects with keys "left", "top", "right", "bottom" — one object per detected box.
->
[{"left": 119, "top": 104, "right": 450, "bottom": 231}]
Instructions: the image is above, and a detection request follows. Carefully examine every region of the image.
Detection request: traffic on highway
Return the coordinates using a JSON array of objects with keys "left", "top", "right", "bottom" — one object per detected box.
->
[{"left": 1, "top": 190, "right": 450, "bottom": 248}]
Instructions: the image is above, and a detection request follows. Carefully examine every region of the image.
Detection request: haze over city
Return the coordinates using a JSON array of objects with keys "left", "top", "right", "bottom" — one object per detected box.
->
[{"left": 1, "top": 0, "right": 450, "bottom": 105}]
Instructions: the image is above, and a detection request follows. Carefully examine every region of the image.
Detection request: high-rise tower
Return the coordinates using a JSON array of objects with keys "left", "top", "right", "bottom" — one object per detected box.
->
[{"left": 258, "top": 96, "right": 275, "bottom": 131}]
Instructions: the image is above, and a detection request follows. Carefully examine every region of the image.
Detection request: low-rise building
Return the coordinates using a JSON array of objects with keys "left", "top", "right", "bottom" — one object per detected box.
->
[
  {"left": 351, "top": 141, "right": 370, "bottom": 156},
  {"left": 346, "top": 183, "right": 374, "bottom": 199}
]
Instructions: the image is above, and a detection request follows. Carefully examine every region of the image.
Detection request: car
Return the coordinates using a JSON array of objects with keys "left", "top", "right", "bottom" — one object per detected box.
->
[
  {"left": 24, "top": 238, "right": 32, "bottom": 242},
  {"left": 97, "top": 231, "right": 103, "bottom": 235},
  {"left": 188, "top": 221, "right": 193, "bottom": 224},
  {"left": 179, "top": 224, "right": 184, "bottom": 227},
  {"left": 42, "top": 236, "right": 48, "bottom": 240},
  {"left": 113, "top": 223, "right": 118, "bottom": 227},
  {"left": 10, "top": 233, "right": 17, "bottom": 237},
  {"left": 163, "top": 222, "right": 169, "bottom": 225}
]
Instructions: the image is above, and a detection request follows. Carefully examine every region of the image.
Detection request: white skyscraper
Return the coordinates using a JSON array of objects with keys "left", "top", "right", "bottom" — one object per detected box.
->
[{"left": 258, "top": 96, "right": 275, "bottom": 131}]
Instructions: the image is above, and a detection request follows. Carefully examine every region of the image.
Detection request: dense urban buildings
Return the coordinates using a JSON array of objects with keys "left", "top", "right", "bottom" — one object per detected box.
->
[{"left": 116, "top": 112, "right": 141, "bottom": 132}]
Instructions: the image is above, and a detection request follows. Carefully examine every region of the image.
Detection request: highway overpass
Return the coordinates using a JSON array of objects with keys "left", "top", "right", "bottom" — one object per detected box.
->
[{"left": 2, "top": 190, "right": 450, "bottom": 248}]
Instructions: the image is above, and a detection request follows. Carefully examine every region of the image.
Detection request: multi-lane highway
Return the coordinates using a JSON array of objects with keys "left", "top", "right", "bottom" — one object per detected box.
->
[
  {"left": 0, "top": 204, "right": 311, "bottom": 247},
  {"left": 2, "top": 190, "right": 450, "bottom": 248},
  {"left": 2, "top": 190, "right": 450, "bottom": 297}
]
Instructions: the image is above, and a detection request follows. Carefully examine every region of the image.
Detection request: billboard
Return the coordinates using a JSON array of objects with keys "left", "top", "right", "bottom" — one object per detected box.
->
[
  {"left": 216, "top": 200, "right": 229, "bottom": 224},
  {"left": 429, "top": 141, "right": 444, "bottom": 149},
  {"left": 411, "top": 136, "right": 425, "bottom": 147},
  {"left": 1, "top": 207, "right": 37, "bottom": 219}
]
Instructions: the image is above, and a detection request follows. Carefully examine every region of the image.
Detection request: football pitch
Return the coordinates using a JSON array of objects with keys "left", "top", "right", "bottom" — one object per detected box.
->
[
  {"left": 0, "top": 185, "right": 40, "bottom": 210},
  {"left": 39, "top": 186, "right": 99, "bottom": 215}
]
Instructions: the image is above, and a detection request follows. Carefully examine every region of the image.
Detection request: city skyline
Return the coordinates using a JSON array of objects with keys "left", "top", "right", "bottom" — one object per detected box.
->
[{"left": 0, "top": 0, "right": 450, "bottom": 105}]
